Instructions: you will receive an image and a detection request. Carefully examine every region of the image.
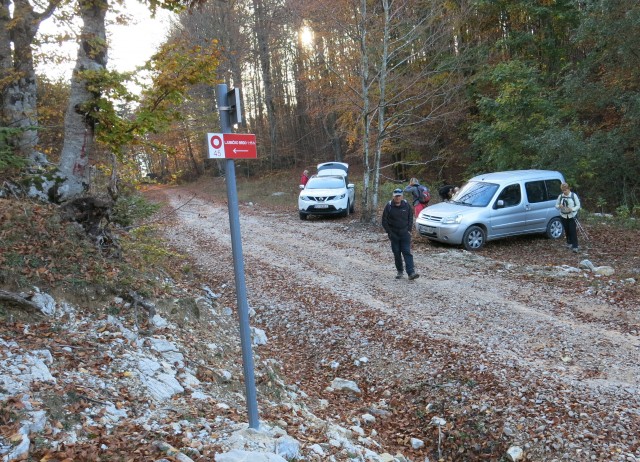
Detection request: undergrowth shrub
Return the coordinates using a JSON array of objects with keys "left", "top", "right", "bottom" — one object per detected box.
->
[{"left": 112, "top": 193, "right": 161, "bottom": 227}]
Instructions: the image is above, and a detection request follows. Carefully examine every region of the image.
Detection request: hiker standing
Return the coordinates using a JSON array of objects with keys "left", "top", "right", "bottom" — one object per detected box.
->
[
  {"left": 300, "top": 170, "right": 310, "bottom": 187},
  {"left": 404, "top": 177, "right": 430, "bottom": 217},
  {"left": 556, "top": 183, "right": 581, "bottom": 253},
  {"left": 382, "top": 188, "right": 420, "bottom": 280}
]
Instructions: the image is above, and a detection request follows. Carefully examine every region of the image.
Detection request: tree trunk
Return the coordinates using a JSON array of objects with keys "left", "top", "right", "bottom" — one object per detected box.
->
[
  {"left": 57, "top": 0, "right": 108, "bottom": 201},
  {"left": 372, "top": 0, "right": 391, "bottom": 220},
  {"left": 1, "top": 0, "right": 58, "bottom": 164},
  {"left": 252, "top": 0, "right": 277, "bottom": 165},
  {"left": 359, "top": 0, "right": 374, "bottom": 223}
]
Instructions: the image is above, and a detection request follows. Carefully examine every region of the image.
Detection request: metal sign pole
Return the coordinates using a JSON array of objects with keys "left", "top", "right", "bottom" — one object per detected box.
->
[{"left": 215, "top": 83, "right": 259, "bottom": 429}]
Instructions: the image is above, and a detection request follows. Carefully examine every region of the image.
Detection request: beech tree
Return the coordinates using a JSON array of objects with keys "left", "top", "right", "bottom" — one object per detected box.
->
[
  {"left": 54, "top": 0, "right": 209, "bottom": 201},
  {"left": 0, "top": 0, "right": 61, "bottom": 164}
]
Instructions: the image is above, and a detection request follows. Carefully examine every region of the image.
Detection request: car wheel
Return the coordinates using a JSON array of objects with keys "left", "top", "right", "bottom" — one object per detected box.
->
[
  {"left": 462, "top": 225, "right": 486, "bottom": 251},
  {"left": 350, "top": 197, "right": 355, "bottom": 213},
  {"left": 340, "top": 207, "right": 348, "bottom": 218},
  {"left": 299, "top": 212, "right": 308, "bottom": 220},
  {"left": 546, "top": 217, "right": 563, "bottom": 239}
]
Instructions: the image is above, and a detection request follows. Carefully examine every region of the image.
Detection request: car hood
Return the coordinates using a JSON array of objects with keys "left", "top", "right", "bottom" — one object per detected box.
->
[{"left": 421, "top": 202, "right": 474, "bottom": 217}]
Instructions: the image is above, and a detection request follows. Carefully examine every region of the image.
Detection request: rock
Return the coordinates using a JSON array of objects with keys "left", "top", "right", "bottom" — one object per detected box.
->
[
  {"left": 410, "top": 437, "right": 424, "bottom": 449},
  {"left": 579, "top": 259, "right": 596, "bottom": 271},
  {"left": 329, "top": 378, "right": 361, "bottom": 394},
  {"left": 151, "top": 315, "right": 169, "bottom": 328},
  {"left": 594, "top": 266, "right": 615, "bottom": 276},
  {"left": 506, "top": 445, "right": 524, "bottom": 461},
  {"left": 217, "top": 370, "right": 233, "bottom": 382},
  {"left": 361, "top": 413, "right": 376, "bottom": 424},
  {"left": 275, "top": 435, "right": 300, "bottom": 459},
  {"left": 31, "top": 290, "right": 56, "bottom": 316},
  {"left": 251, "top": 327, "right": 268, "bottom": 345}
]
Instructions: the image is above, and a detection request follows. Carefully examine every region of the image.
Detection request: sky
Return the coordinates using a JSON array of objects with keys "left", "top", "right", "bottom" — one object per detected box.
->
[
  {"left": 37, "top": 1, "right": 174, "bottom": 81},
  {"left": 108, "top": 3, "right": 174, "bottom": 74}
]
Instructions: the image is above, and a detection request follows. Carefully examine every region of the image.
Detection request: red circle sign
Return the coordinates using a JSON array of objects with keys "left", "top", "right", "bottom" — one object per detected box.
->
[{"left": 210, "top": 135, "right": 222, "bottom": 149}]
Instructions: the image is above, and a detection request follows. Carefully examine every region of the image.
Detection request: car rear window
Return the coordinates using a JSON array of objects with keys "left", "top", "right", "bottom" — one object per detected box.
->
[{"left": 525, "top": 181, "right": 546, "bottom": 203}]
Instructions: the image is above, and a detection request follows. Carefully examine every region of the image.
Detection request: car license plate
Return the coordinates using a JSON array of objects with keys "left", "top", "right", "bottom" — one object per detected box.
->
[
  {"left": 315, "top": 204, "right": 328, "bottom": 209},
  {"left": 420, "top": 225, "right": 435, "bottom": 233}
]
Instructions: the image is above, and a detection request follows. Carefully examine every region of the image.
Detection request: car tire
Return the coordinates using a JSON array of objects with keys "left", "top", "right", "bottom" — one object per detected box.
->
[
  {"left": 546, "top": 217, "right": 563, "bottom": 239},
  {"left": 350, "top": 197, "right": 355, "bottom": 214},
  {"left": 340, "top": 207, "right": 348, "bottom": 218},
  {"left": 299, "top": 212, "right": 308, "bottom": 220},
  {"left": 462, "top": 225, "right": 486, "bottom": 251}
]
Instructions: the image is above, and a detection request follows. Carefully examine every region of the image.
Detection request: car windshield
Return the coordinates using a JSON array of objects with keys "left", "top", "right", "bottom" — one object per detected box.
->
[
  {"left": 451, "top": 181, "right": 499, "bottom": 207},
  {"left": 306, "top": 177, "right": 345, "bottom": 189}
]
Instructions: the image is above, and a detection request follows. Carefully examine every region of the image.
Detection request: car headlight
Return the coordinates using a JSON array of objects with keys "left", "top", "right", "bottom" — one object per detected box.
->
[
  {"left": 300, "top": 196, "right": 311, "bottom": 201},
  {"left": 441, "top": 214, "right": 463, "bottom": 224},
  {"left": 337, "top": 193, "right": 346, "bottom": 200}
]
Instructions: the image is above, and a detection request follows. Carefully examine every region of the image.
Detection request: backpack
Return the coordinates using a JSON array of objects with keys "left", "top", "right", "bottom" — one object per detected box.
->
[
  {"left": 559, "top": 192, "right": 578, "bottom": 215},
  {"left": 416, "top": 185, "right": 430, "bottom": 204}
]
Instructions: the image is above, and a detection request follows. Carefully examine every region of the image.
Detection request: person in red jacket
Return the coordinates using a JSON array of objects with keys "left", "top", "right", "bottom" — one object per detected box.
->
[{"left": 300, "top": 170, "right": 310, "bottom": 187}]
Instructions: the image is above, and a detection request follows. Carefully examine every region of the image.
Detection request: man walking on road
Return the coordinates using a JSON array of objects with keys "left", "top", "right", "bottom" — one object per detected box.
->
[{"left": 382, "top": 188, "right": 420, "bottom": 280}]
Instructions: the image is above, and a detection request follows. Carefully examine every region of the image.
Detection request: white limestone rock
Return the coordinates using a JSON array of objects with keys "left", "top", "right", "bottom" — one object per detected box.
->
[
  {"left": 506, "top": 445, "right": 524, "bottom": 461},
  {"left": 329, "top": 378, "right": 361, "bottom": 394}
]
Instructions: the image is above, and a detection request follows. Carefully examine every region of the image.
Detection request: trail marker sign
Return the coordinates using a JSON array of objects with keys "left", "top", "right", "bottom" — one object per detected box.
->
[{"left": 207, "top": 133, "right": 257, "bottom": 159}]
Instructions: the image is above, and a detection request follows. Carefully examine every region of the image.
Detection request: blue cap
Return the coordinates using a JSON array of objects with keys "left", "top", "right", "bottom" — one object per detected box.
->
[{"left": 393, "top": 188, "right": 403, "bottom": 196}]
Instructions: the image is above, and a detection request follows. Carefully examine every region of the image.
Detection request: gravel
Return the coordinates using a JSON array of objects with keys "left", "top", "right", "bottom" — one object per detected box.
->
[{"left": 158, "top": 187, "right": 640, "bottom": 461}]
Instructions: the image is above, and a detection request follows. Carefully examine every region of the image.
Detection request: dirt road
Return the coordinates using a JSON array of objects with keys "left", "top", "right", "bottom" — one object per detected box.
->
[{"left": 155, "top": 185, "right": 639, "bottom": 461}]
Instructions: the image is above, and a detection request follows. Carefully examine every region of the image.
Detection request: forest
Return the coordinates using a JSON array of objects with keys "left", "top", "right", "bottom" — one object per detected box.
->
[{"left": 1, "top": 0, "right": 639, "bottom": 221}]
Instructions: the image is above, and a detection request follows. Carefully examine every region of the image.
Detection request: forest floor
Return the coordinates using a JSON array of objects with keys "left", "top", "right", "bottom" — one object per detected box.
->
[{"left": 144, "top": 178, "right": 640, "bottom": 461}]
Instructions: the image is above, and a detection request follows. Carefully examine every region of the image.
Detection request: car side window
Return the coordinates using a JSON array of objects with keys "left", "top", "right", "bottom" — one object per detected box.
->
[
  {"left": 495, "top": 184, "right": 521, "bottom": 208},
  {"left": 545, "top": 179, "right": 562, "bottom": 200},
  {"left": 525, "top": 181, "right": 546, "bottom": 203}
]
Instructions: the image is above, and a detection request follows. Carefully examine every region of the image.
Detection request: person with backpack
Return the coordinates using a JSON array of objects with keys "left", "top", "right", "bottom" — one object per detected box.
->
[
  {"left": 404, "top": 178, "right": 431, "bottom": 217},
  {"left": 382, "top": 188, "right": 420, "bottom": 280},
  {"left": 555, "top": 183, "right": 581, "bottom": 253}
]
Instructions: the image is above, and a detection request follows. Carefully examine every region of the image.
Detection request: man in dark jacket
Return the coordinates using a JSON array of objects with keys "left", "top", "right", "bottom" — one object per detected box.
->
[{"left": 382, "top": 188, "right": 420, "bottom": 280}]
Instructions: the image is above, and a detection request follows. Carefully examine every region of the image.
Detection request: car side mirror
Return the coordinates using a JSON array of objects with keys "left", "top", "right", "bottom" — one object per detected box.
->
[
  {"left": 299, "top": 184, "right": 304, "bottom": 190},
  {"left": 347, "top": 183, "right": 355, "bottom": 189},
  {"left": 496, "top": 199, "right": 504, "bottom": 208}
]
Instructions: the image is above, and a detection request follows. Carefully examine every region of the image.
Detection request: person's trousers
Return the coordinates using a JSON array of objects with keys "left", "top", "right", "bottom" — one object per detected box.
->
[
  {"left": 389, "top": 231, "right": 415, "bottom": 275},
  {"left": 561, "top": 216, "right": 578, "bottom": 248}
]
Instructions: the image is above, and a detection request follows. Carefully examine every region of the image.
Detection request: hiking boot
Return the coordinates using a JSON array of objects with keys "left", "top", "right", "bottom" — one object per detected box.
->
[
  {"left": 408, "top": 273, "right": 420, "bottom": 280},
  {"left": 565, "top": 243, "right": 572, "bottom": 249},
  {"left": 572, "top": 247, "right": 579, "bottom": 253},
  {"left": 395, "top": 271, "right": 404, "bottom": 279}
]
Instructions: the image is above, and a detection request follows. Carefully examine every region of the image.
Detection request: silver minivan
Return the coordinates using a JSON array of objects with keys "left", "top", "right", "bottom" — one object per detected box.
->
[{"left": 415, "top": 170, "right": 565, "bottom": 250}]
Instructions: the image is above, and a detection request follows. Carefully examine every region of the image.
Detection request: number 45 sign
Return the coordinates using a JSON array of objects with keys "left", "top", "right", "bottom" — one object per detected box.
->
[{"left": 207, "top": 133, "right": 257, "bottom": 159}]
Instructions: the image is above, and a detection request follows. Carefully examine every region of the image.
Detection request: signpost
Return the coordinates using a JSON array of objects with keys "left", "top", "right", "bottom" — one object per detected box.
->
[
  {"left": 213, "top": 84, "right": 259, "bottom": 429},
  {"left": 207, "top": 133, "right": 257, "bottom": 159}
]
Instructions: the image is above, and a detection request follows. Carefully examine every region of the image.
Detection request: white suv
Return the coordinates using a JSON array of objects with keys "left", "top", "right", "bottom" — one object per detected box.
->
[{"left": 298, "top": 162, "right": 355, "bottom": 220}]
